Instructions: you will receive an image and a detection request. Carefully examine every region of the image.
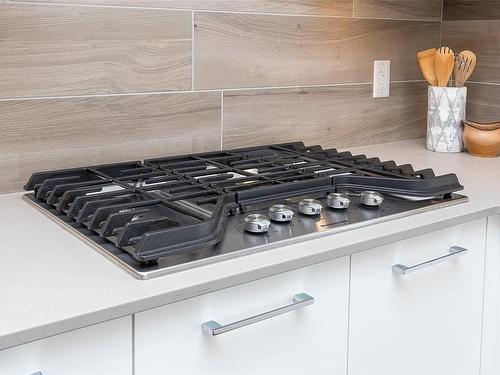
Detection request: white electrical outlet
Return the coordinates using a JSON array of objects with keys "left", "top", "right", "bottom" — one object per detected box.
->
[{"left": 373, "top": 60, "right": 390, "bottom": 98}]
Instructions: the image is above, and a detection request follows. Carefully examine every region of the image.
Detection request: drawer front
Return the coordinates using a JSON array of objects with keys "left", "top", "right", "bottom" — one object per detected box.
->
[
  {"left": 135, "top": 256, "right": 350, "bottom": 375},
  {"left": 481, "top": 215, "right": 500, "bottom": 375},
  {"left": 348, "top": 218, "right": 487, "bottom": 375},
  {"left": 0, "top": 316, "right": 132, "bottom": 375}
]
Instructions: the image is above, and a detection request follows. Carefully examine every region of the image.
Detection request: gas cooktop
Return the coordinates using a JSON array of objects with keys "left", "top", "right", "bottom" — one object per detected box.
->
[{"left": 24, "top": 142, "right": 467, "bottom": 279}]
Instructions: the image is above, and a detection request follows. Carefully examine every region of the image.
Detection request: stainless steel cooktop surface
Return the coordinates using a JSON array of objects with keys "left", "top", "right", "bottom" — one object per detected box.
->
[
  {"left": 24, "top": 191, "right": 467, "bottom": 279},
  {"left": 23, "top": 141, "right": 467, "bottom": 279}
]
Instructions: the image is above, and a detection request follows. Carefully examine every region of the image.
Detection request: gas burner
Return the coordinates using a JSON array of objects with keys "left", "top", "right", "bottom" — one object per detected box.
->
[
  {"left": 268, "top": 205, "right": 294, "bottom": 222},
  {"left": 23, "top": 141, "right": 466, "bottom": 279},
  {"left": 298, "top": 199, "right": 322, "bottom": 216},
  {"left": 327, "top": 193, "right": 350, "bottom": 210},
  {"left": 244, "top": 214, "right": 271, "bottom": 233},
  {"left": 360, "top": 191, "right": 384, "bottom": 207}
]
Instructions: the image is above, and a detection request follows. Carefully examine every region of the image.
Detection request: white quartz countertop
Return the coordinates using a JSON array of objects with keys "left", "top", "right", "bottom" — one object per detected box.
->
[{"left": 1, "top": 138, "right": 499, "bottom": 350}]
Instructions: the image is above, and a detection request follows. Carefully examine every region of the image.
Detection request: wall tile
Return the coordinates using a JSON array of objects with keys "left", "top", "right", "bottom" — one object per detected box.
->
[
  {"left": 0, "top": 0, "right": 449, "bottom": 193},
  {"left": 466, "top": 83, "right": 500, "bottom": 123},
  {"left": 0, "top": 92, "right": 221, "bottom": 193},
  {"left": 0, "top": 3, "right": 192, "bottom": 98},
  {"left": 222, "top": 82, "right": 427, "bottom": 149},
  {"left": 444, "top": 0, "right": 500, "bottom": 20},
  {"left": 353, "top": 0, "right": 442, "bottom": 20},
  {"left": 442, "top": 20, "right": 500, "bottom": 84},
  {"left": 11, "top": 0, "right": 354, "bottom": 16},
  {"left": 194, "top": 13, "right": 440, "bottom": 89}
]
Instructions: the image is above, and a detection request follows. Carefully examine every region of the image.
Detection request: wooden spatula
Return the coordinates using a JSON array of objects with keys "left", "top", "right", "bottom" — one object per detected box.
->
[
  {"left": 458, "top": 50, "right": 476, "bottom": 85},
  {"left": 417, "top": 48, "right": 438, "bottom": 86},
  {"left": 435, "top": 47, "right": 454, "bottom": 87}
]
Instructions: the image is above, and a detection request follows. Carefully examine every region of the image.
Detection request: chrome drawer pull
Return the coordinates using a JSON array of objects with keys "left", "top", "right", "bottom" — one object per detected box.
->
[
  {"left": 201, "top": 293, "right": 314, "bottom": 336},
  {"left": 392, "top": 246, "right": 468, "bottom": 275}
]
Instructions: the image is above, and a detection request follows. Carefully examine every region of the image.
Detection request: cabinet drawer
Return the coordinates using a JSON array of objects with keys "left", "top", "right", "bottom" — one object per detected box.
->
[
  {"left": 135, "top": 256, "right": 350, "bottom": 375},
  {"left": 348, "top": 218, "right": 487, "bottom": 375},
  {"left": 0, "top": 316, "right": 132, "bottom": 375},
  {"left": 480, "top": 215, "right": 500, "bottom": 375}
]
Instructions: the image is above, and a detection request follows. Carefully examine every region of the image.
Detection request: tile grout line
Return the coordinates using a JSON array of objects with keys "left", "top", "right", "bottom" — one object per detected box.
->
[
  {"left": 439, "top": 0, "right": 444, "bottom": 47},
  {"left": 3, "top": 0, "right": 442, "bottom": 22},
  {"left": 0, "top": 80, "right": 426, "bottom": 102},
  {"left": 467, "top": 81, "right": 500, "bottom": 86},
  {"left": 220, "top": 91, "right": 224, "bottom": 151},
  {"left": 191, "top": 10, "right": 195, "bottom": 92}
]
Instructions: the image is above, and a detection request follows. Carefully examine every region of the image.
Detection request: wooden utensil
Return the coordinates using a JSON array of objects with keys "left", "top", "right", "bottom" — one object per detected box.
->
[
  {"left": 417, "top": 48, "right": 438, "bottom": 86},
  {"left": 435, "top": 47, "right": 454, "bottom": 87},
  {"left": 454, "top": 55, "right": 469, "bottom": 87},
  {"left": 457, "top": 50, "right": 477, "bottom": 86},
  {"left": 453, "top": 55, "right": 469, "bottom": 87}
]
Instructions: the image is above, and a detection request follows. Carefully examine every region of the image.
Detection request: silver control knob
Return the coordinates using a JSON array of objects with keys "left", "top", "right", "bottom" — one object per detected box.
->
[
  {"left": 327, "top": 193, "right": 350, "bottom": 210},
  {"left": 360, "top": 191, "right": 384, "bottom": 207},
  {"left": 298, "top": 199, "right": 322, "bottom": 216},
  {"left": 244, "top": 214, "right": 271, "bottom": 233},
  {"left": 268, "top": 204, "right": 294, "bottom": 222}
]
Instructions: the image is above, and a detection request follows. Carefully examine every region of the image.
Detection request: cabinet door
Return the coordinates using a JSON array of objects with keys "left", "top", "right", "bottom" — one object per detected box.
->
[
  {"left": 135, "top": 256, "right": 350, "bottom": 375},
  {"left": 0, "top": 316, "right": 132, "bottom": 375},
  {"left": 481, "top": 215, "right": 500, "bottom": 375},
  {"left": 348, "top": 218, "right": 487, "bottom": 375}
]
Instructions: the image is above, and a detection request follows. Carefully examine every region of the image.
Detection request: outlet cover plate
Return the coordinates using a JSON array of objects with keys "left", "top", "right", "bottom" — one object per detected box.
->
[{"left": 373, "top": 60, "right": 390, "bottom": 98}]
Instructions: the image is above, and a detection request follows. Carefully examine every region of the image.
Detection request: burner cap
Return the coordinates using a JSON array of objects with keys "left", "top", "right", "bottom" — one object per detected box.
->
[
  {"left": 269, "top": 204, "right": 294, "bottom": 222},
  {"left": 298, "top": 199, "right": 322, "bottom": 216},
  {"left": 327, "top": 193, "right": 350, "bottom": 210},
  {"left": 360, "top": 191, "right": 384, "bottom": 207},
  {"left": 244, "top": 214, "right": 271, "bottom": 233}
]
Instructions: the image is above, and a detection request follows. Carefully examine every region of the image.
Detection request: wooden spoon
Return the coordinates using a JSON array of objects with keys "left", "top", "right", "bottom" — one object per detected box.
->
[
  {"left": 458, "top": 50, "right": 477, "bottom": 85},
  {"left": 417, "top": 48, "right": 438, "bottom": 86},
  {"left": 435, "top": 47, "right": 454, "bottom": 87}
]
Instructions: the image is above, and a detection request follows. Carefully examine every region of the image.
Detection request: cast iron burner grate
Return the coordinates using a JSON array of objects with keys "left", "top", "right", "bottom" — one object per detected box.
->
[{"left": 24, "top": 142, "right": 464, "bottom": 268}]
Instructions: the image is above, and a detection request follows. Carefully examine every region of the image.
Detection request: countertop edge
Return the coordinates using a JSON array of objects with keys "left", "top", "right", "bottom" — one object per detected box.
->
[{"left": 2, "top": 204, "right": 499, "bottom": 351}]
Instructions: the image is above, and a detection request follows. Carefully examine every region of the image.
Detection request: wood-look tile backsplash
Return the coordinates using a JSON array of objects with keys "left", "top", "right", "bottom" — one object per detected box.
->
[
  {"left": 0, "top": 4, "right": 193, "bottom": 98},
  {"left": 223, "top": 82, "right": 428, "bottom": 149},
  {"left": 0, "top": 0, "right": 443, "bottom": 193},
  {"left": 194, "top": 13, "right": 439, "bottom": 89},
  {"left": 0, "top": 93, "right": 221, "bottom": 192}
]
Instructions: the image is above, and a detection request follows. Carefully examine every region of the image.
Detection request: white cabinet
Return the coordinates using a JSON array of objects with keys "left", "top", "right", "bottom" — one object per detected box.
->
[
  {"left": 348, "top": 218, "right": 487, "bottom": 375},
  {"left": 480, "top": 215, "right": 500, "bottom": 375},
  {"left": 1, "top": 217, "right": 492, "bottom": 375},
  {"left": 0, "top": 316, "right": 132, "bottom": 375},
  {"left": 135, "top": 256, "right": 350, "bottom": 375}
]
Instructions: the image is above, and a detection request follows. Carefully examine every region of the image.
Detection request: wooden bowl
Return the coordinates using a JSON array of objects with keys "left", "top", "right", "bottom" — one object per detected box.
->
[{"left": 463, "top": 120, "right": 500, "bottom": 158}]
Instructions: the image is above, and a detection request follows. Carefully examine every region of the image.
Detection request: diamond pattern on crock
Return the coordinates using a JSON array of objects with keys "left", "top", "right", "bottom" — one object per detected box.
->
[{"left": 427, "top": 86, "right": 466, "bottom": 153}]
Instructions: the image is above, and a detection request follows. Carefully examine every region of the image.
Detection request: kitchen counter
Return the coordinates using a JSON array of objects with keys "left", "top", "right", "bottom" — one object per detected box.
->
[{"left": 1, "top": 138, "right": 499, "bottom": 350}]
